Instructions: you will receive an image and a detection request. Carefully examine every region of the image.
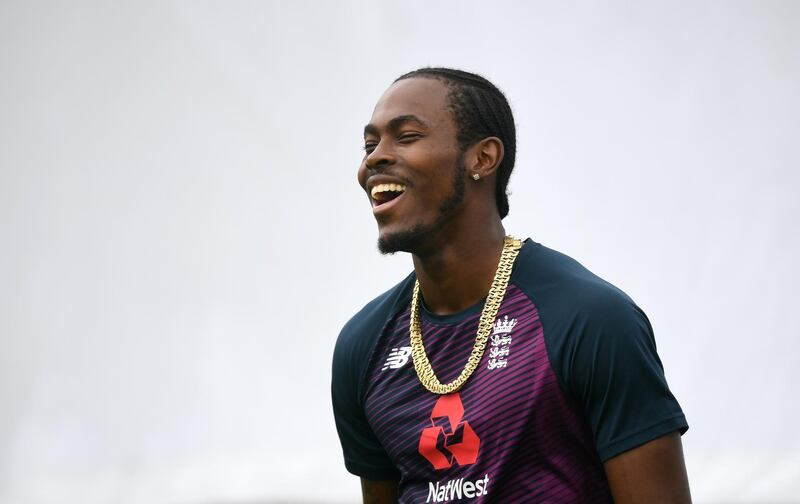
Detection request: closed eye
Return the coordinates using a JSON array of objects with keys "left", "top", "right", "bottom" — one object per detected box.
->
[
  {"left": 398, "top": 132, "right": 423, "bottom": 143},
  {"left": 363, "top": 131, "right": 422, "bottom": 153}
]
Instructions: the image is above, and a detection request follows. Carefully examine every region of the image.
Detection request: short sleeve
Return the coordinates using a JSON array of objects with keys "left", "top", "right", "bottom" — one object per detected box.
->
[
  {"left": 564, "top": 295, "right": 688, "bottom": 461},
  {"left": 331, "top": 321, "right": 401, "bottom": 480}
]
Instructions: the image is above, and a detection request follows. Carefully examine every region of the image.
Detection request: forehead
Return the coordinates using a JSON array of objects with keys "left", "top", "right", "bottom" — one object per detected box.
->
[{"left": 368, "top": 77, "right": 454, "bottom": 131}]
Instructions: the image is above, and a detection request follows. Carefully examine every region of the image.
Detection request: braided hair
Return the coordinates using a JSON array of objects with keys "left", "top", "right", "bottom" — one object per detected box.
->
[{"left": 394, "top": 67, "right": 516, "bottom": 219}]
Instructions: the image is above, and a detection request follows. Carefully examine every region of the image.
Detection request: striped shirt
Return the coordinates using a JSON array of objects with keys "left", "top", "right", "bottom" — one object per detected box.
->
[{"left": 332, "top": 239, "right": 687, "bottom": 503}]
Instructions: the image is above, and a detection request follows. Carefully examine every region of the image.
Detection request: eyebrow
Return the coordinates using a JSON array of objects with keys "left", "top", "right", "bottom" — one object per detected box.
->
[{"left": 364, "top": 114, "right": 429, "bottom": 137}]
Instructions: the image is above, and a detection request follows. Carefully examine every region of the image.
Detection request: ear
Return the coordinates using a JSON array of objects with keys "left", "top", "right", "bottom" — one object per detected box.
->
[{"left": 465, "top": 137, "right": 504, "bottom": 180}]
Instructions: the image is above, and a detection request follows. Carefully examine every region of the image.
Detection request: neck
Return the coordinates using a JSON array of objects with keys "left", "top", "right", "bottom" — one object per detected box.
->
[{"left": 412, "top": 219, "right": 507, "bottom": 315}]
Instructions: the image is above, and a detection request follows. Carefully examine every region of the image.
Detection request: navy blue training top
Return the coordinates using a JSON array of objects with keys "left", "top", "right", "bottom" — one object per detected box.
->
[{"left": 332, "top": 240, "right": 687, "bottom": 503}]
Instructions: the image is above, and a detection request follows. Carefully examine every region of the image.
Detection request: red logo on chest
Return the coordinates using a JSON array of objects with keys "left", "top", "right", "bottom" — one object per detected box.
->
[{"left": 418, "top": 393, "right": 481, "bottom": 470}]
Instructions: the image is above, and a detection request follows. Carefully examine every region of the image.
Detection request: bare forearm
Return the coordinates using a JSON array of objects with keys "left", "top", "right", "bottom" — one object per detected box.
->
[
  {"left": 604, "top": 431, "right": 692, "bottom": 504},
  {"left": 361, "top": 478, "right": 399, "bottom": 504}
]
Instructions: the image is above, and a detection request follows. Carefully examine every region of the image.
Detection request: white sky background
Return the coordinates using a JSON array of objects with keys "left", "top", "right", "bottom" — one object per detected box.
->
[{"left": 1, "top": 1, "right": 798, "bottom": 503}]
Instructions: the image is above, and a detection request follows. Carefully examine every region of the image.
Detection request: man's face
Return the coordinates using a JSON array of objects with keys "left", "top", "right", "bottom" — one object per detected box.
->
[{"left": 358, "top": 78, "right": 466, "bottom": 254}]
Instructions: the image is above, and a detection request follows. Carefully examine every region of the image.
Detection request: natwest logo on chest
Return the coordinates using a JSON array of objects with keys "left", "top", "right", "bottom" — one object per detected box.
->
[
  {"left": 418, "top": 393, "right": 480, "bottom": 470},
  {"left": 427, "top": 474, "right": 490, "bottom": 503}
]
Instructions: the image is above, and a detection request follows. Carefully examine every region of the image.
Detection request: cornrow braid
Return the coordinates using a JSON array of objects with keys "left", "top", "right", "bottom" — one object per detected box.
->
[{"left": 394, "top": 68, "right": 516, "bottom": 219}]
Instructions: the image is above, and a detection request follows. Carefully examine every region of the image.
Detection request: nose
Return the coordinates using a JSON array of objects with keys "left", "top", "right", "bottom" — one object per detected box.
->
[{"left": 365, "top": 139, "right": 395, "bottom": 170}]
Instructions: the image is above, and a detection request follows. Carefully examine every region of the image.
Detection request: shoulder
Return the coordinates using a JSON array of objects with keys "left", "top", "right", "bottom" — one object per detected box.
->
[
  {"left": 512, "top": 239, "right": 641, "bottom": 325},
  {"left": 331, "top": 274, "right": 413, "bottom": 480},
  {"left": 332, "top": 272, "right": 416, "bottom": 384},
  {"left": 336, "top": 272, "right": 415, "bottom": 351},
  {"left": 514, "top": 240, "right": 687, "bottom": 461},
  {"left": 511, "top": 240, "right": 656, "bottom": 385}
]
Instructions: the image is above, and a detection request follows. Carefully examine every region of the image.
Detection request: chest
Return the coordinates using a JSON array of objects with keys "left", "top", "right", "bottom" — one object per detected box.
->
[{"left": 364, "top": 289, "right": 556, "bottom": 477}]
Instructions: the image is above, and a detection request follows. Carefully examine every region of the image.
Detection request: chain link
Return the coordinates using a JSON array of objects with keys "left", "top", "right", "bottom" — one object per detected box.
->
[{"left": 409, "top": 236, "right": 522, "bottom": 395}]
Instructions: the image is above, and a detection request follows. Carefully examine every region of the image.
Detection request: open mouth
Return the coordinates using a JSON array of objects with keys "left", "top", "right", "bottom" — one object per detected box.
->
[{"left": 370, "top": 183, "right": 407, "bottom": 208}]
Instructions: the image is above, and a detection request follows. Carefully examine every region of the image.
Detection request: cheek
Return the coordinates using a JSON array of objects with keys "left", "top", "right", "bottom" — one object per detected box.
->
[
  {"left": 421, "top": 151, "right": 461, "bottom": 193},
  {"left": 357, "top": 162, "right": 368, "bottom": 189}
]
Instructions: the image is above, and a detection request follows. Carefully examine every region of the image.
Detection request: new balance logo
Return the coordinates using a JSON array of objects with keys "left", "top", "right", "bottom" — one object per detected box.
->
[{"left": 382, "top": 346, "right": 412, "bottom": 370}]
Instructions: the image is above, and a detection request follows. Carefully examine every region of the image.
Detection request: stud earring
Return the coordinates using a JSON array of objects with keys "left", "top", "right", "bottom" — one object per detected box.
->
[{"left": 472, "top": 173, "right": 480, "bottom": 180}]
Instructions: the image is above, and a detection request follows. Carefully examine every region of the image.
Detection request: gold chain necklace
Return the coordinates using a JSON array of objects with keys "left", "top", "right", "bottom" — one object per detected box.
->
[{"left": 409, "top": 235, "right": 523, "bottom": 395}]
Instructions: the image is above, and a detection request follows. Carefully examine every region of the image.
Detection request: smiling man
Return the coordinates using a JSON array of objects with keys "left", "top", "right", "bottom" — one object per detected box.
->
[{"left": 332, "top": 68, "right": 691, "bottom": 503}]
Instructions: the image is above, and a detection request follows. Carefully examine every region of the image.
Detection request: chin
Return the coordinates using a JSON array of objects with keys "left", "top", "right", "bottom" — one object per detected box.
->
[{"left": 377, "top": 223, "right": 430, "bottom": 255}]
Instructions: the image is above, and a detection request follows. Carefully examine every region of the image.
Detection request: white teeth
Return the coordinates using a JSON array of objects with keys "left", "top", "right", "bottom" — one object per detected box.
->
[{"left": 371, "top": 183, "right": 407, "bottom": 198}]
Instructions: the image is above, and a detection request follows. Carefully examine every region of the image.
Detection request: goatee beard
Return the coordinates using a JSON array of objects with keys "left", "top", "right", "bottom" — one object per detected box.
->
[
  {"left": 377, "top": 223, "right": 428, "bottom": 255},
  {"left": 377, "top": 161, "right": 466, "bottom": 255}
]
